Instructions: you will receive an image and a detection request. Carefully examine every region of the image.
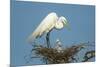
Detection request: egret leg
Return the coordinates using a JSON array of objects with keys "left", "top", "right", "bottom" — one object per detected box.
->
[
  {"left": 45, "top": 31, "right": 52, "bottom": 64},
  {"left": 46, "top": 31, "right": 51, "bottom": 48}
]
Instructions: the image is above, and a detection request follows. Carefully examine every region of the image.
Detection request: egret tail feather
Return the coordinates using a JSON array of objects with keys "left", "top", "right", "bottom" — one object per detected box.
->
[{"left": 27, "top": 34, "right": 36, "bottom": 44}]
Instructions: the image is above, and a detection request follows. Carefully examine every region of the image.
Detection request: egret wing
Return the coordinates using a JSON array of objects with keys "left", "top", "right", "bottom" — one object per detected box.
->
[{"left": 28, "top": 12, "right": 58, "bottom": 42}]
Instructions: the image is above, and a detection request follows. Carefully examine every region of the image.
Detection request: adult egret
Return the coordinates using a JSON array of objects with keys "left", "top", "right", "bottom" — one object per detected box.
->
[{"left": 28, "top": 12, "right": 70, "bottom": 48}]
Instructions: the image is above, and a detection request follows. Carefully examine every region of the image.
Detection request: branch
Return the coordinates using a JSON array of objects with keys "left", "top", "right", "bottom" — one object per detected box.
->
[{"left": 82, "top": 50, "right": 95, "bottom": 62}]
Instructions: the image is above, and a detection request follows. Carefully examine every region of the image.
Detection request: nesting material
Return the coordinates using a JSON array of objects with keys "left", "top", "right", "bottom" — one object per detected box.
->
[{"left": 32, "top": 45, "right": 85, "bottom": 64}]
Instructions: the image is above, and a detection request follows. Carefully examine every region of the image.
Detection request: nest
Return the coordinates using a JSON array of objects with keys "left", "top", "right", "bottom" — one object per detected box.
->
[{"left": 31, "top": 45, "right": 84, "bottom": 64}]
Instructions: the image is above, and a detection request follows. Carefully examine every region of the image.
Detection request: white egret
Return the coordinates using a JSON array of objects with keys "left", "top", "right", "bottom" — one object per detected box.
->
[
  {"left": 55, "top": 39, "right": 63, "bottom": 53},
  {"left": 28, "top": 12, "right": 70, "bottom": 48}
]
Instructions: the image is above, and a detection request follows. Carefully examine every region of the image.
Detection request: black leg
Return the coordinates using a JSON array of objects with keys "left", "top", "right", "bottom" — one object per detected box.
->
[
  {"left": 45, "top": 31, "right": 51, "bottom": 64},
  {"left": 46, "top": 32, "right": 51, "bottom": 48}
]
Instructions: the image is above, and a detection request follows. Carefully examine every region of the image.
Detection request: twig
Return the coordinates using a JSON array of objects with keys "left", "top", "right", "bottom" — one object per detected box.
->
[{"left": 82, "top": 50, "right": 95, "bottom": 62}]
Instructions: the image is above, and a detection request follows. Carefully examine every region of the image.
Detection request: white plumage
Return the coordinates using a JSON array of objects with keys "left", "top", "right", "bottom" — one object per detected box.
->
[
  {"left": 28, "top": 12, "right": 69, "bottom": 43},
  {"left": 55, "top": 39, "right": 63, "bottom": 53}
]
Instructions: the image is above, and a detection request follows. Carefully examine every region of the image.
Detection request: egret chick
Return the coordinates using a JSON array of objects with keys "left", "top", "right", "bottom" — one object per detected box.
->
[{"left": 55, "top": 39, "right": 63, "bottom": 53}]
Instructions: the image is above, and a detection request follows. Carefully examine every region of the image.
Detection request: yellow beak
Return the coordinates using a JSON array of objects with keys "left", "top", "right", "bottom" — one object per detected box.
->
[{"left": 63, "top": 20, "right": 71, "bottom": 31}]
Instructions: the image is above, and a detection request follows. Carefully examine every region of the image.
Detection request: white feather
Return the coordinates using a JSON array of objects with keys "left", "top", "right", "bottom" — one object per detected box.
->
[
  {"left": 28, "top": 12, "right": 69, "bottom": 43},
  {"left": 28, "top": 12, "right": 58, "bottom": 42}
]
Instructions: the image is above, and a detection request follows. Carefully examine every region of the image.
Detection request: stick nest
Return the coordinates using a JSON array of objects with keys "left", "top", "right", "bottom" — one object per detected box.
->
[{"left": 32, "top": 45, "right": 85, "bottom": 64}]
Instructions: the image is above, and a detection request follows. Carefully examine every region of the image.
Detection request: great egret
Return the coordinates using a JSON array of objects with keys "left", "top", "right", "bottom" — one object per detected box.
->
[
  {"left": 55, "top": 39, "right": 63, "bottom": 53},
  {"left": 28, "top": 12, "right": 70, "bottom": 48}
]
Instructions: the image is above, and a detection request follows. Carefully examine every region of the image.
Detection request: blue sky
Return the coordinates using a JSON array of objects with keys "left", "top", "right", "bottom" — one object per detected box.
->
[{"left": 11, "top": 1, "right": 95, "bottom": 66}]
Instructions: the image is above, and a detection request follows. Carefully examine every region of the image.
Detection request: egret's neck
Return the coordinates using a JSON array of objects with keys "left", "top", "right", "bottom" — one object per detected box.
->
[{"left": 54, "top": 20, "right": 64, "bottom": 30}]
